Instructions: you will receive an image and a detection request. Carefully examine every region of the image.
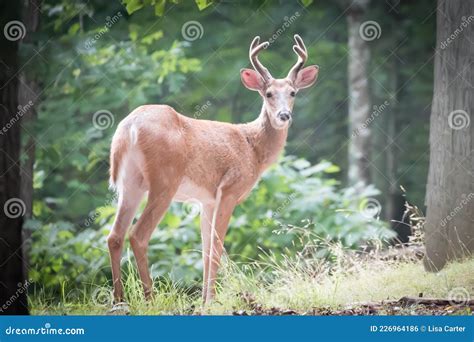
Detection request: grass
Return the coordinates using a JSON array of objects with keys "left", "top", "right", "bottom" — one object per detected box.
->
[{"left": 30, "top": 247, "right": 474, "bottom": 315}]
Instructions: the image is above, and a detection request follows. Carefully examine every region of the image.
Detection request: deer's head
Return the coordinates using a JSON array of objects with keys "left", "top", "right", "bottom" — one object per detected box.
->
[{"left": 241, "top": 35, "right": 319, "bottom": 130}]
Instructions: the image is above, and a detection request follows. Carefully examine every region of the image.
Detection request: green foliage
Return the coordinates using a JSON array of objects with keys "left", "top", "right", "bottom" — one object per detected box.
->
[
  {"left": 122, "top": 0, "right": 213, "bottom": 16},
  {"left": 28, "top": 220, "right": 108, "bottom": 289},
  {"left": 30, "top": 157, "right": 393, "bottom": 292}
]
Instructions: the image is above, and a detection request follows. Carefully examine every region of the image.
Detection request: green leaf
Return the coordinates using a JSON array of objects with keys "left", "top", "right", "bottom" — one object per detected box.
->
[
  {"left": 154, "top": 0, "right": 166, "bottom": 16},
  {"left": 129, "top": 24, "right": 139, "bottom": 41},
  {"left": 324, "top": 164, "right": 340, "bottom": 173},
  {"left": 141, "top": 31, "right": 164, "bottom": 45},
  {"left": 68, "top": 23, "right": 80, "bottom": 35},
  {"left": 195, "top": 0, "right": 212, "bottom": 10},
  {"left": 300, "top": 0, "right": 313, "bottom": 7},
  {"left": 124, "top": 0, "right": 144, "bottom": 14}
]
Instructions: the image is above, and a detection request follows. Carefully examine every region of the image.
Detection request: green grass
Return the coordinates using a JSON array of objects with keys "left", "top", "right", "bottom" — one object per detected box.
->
[{"left": 30, "top": 252, "right": 474, "bottom": 315}]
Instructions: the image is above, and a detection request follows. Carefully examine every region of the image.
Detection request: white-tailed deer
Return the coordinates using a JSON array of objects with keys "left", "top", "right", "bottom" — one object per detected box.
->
[{"left": 107, "top": 35, "right": 318, "bottom": 308}]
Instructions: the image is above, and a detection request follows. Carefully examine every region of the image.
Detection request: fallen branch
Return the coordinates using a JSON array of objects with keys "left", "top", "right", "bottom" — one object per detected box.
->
[{"left": 398, "top": 296, "right": 474, "bottom": 306}]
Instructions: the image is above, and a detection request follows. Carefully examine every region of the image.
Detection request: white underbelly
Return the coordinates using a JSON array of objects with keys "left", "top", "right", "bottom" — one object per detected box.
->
[{"left": 173, "top": 177, "right": 215, "bottom": 205}]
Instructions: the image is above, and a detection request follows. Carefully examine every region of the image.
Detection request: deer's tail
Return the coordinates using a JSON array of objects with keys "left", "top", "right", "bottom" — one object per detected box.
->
[{"left": 109, "top": 124, "right": 138, "bottom": 191}]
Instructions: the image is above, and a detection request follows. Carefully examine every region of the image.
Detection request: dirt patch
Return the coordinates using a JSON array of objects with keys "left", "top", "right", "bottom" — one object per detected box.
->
[{"left": 232, "top": 292, "right": 473, "bottom": 316}]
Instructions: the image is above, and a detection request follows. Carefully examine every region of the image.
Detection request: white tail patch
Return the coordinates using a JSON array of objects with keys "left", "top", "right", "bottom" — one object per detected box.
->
[{"left": 130, "top": 124, "right": 138, "bottom": 145}]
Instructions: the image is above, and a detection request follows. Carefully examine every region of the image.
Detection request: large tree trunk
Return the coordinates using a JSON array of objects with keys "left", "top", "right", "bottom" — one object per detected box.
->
[
  {"left": 424, "top": 0, "right": 474, "bottom": 271},
  {"left": 347, "top": 1, "right": 372, "bottom": 186},
  {"left": 0, "top": 0, "right": 29, "bottom": 314},
  {"left": 384, "top": 0, "right": 410, "bottom": 242},
  {"left": 19, "top": 0, "right": 41, "bottom": 279},
  {"left": 385, "top": 59, "right": 410, "bottom": 242},
  {"left": 19, "top": 0, "right": 41, "bottom": 219}
]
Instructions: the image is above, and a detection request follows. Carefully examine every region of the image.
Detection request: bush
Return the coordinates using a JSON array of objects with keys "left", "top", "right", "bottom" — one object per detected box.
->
[{"left": 29, "top": 156, "right": 394, "bottom": 293}]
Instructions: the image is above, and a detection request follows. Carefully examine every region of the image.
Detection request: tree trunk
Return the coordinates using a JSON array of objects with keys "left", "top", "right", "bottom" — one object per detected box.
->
[
  {"left": 0, "top": 0, "right": 29, "bottom": 314},
  {"left": 385, "top": 58, "right": 399, "bottom": 222},
  {"left": 18, "top": 0, "right": 41, "bottom": 281},
  {"left": 347, "top": 3, "right": 371, "bottom": 187},
  {"left": 385, "top": 1, "right": 409, "bottom": 242},
  {"left": 424, "top": 0, "right": 474, "bottom": 271}
]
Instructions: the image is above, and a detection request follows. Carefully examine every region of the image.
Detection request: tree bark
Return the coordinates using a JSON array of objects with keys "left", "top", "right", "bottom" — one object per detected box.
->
[
  {"left": 19, "top": 0, "right": 41, "bottom": 219},
  {"left": 347, "top": 2, "right": 372, "bottom": 187},
  {"left": 385, "top": 1, "right": 409, "bottom": 242},
  {"left": 18, "top": 0, "right": 41, "bottom": 282},
  {"left": 0, "top": 0, "right": 29, "bottom": 314},
  {"left": 424, "top": 0, "right": 474, "bottom": 271}
]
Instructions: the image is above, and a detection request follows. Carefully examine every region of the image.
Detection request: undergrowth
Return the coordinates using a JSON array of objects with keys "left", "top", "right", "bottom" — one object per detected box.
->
[{"left": 30, "top": 231, "right": 474, "bottom": 315}]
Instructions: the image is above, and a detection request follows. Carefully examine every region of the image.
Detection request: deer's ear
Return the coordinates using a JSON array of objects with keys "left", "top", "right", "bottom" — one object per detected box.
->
[
  {"left": 295, "top": 65, "right": 319, "bottom": 89},
  {"left": 240, "top": 68, "right": 265, "bottom": 91}
]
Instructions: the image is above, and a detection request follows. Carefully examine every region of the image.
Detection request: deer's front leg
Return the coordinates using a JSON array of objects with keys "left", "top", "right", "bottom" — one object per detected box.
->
[{"left": 205, "top": 191, "right": 236, "bottom": 303}]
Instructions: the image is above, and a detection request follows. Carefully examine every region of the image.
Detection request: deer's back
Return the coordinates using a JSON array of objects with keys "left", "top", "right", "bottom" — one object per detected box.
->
[{"left": 110, "top": 105, "right": 260, "bottom": 200}]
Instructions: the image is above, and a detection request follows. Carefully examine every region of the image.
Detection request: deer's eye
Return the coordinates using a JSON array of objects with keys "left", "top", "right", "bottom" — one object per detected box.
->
[
  {"left": 290, "top": 91, "right": 296, "bottom": 97},
  {"left": 266, "top": 92, "right": 272, "bottom": 98}
]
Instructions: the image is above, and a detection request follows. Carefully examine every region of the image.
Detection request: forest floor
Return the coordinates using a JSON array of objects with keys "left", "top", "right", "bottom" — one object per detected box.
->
[{"left": 31, "top": 252, "right": 474, "bottom": 316}]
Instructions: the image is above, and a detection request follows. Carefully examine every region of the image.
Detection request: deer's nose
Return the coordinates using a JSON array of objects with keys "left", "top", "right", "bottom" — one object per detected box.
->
[{"left": 277, "top": 112, "right": 291, "bottom": 122}]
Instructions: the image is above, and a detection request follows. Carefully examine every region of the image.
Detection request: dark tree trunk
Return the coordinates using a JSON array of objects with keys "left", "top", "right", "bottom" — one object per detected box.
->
[
  {"left": 347, "top": 1, "right": 372, "bottom": 187},
  {"left": 0, "top": 0, "right": 28, "bottom": 314},
  {"left": 385, "top": 57, "right": 399, "bottom": 224},
  {"left": 424, "top": 0, "right": 474, "bottom": 271},
  {"left": 385, "top": 0, "right": 409, "bottom": 242},
  {"left": 19, "top": 0, "right": 41, "bottom": 219},
  {"left": 18, "top": 0, "right": 41, "bottom": 279}
]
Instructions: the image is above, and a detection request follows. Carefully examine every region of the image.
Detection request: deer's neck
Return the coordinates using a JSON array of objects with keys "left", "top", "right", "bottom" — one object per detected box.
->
[{"left": 242, "top": 107, "right": 288, "bottom": 172}]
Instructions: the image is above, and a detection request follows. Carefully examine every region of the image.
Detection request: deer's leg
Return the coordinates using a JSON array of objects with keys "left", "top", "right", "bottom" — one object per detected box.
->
[
  {"left": 107, "top": 185, "right": 144, "bottom": 303},
  {"left": 200, "top": 203, "right": 214, "bottom": 302},
  {"left": 205, "top": 191, "right": 236, "bottom": 303},
  {"left": 129, "top": 184, "right": 178, "bottom": 299}
]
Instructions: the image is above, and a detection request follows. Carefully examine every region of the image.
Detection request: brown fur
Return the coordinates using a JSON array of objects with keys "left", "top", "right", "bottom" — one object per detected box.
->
[{"left": 109, "top": 104, "right": 288, "bottom": 202}]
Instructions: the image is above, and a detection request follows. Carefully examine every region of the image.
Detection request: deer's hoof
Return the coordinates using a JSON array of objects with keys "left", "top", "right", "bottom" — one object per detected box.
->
[{"left": 107, "top": 302, "right": 130, "bottom": 315}]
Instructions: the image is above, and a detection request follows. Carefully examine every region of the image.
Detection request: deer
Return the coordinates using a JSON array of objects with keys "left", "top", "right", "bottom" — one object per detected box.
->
[{"left": 107, "top": 34, "right": 319, "bottom": 312}]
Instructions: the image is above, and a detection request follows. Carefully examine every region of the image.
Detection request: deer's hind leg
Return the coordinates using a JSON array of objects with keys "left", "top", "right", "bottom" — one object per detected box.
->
[
  {"left": 129, "top": 175, "right": 182, "bottom": 299},
  {"left": 108, "top": 173, "right": 145, "bottom": 303}
]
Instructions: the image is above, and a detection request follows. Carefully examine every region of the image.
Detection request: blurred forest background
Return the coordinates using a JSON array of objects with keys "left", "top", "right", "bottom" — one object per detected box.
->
[{"left": 4, "top": 0, "right": 463, "bottom": 306}]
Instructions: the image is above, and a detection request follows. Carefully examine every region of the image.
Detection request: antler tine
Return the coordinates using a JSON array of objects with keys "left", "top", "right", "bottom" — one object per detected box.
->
[
  {"left": 250, "top": 36, "right": 260, "bottom": 51},
  {"left": 249, "top": 36, "right": 272, "bottom": 81},
  {"left": 287, "top": 34, "right": 308, "bottom": 81}
]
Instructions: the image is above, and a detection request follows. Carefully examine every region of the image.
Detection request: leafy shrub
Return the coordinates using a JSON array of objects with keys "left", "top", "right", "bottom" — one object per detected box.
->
[{"left": 29, "top": 156, "right": 394, "bottom": 292}]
